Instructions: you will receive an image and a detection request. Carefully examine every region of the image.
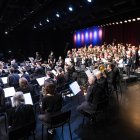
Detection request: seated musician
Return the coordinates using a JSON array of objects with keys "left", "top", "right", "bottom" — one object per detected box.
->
[
  {"left": 39, "top": 81, "right": 62, "bottom": 134},
  {"left": 7, "top": 92, "right": 35, "bottom": 130},
  {"left": 16, "top": 78, "right": 35, "bottom": 97},
  {"left": 35, "top": 52, "right": 42, "bottom": 62},
  {"left": 95, "top": 70, "right": 108, "bottom": 97},
  {"left": 0, "top": 62, "right": 8, "bottom": 77},
  {"left": 77, "top": 75, "right": 105, "bottom": 114},
  {"left": 7, "top": 67, "right": 20, "bottom": 89}
]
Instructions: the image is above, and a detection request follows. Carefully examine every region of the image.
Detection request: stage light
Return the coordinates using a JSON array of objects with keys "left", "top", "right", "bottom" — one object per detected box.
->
[
  {"left": 132, "top": 19, "right": 136, "bottom": 21},
  {"left": 39, "top": 22, "right": 42, "bottom": 26},
  {"left": 87, "top": 0, "right": 92, "bottom": 3},
  {"left": 99, "top": 29, "right": 102, "bottom": 39},
  {"left": 109, "top": 23, "right": 112, "bottom": 25},
  {"left": 68, "top": 6, "right": 73, "bottom": 12},
  {"left": 34, "top": 25, "right": 36, "bottom": 29},
  {"left": 5, "top": 31, "right": 8, "bottom": 35},
  {"left": 93, "top": 30, "right": 97, "bottom": 39},
  {"left": 77, "top": 33, "right": 80, "bottom": 41},
  {"left": 120, "top": 21, "right": 123, "bottom": 24},
  {"left": 46, "top": 18, "right": 50, "bottom": 22},
  {"left": 128, "top": 19, "right": 131, "bottom": 22},
  {"left": 85, "top": 31, "right": 89, "bottom": 40},
  {"left": 124, "top": 20, "right": 127, "bottom": 23},
  {"left": 137, "top": 18, "right": 140, "bottom": 21},
  {"left": 56, "top": 13, "right": 60, "bottom": 18},
  {"left": 112, "top": 23, "right": 115, "bottom": 25},
  {"left": 116, "top": 22, "right": 118, "bottom": 24},
  {"left": 89, "top": 31, "right": 93, "bottom": 40},
  {"left": 81, "top": 33, "right": 84, "bottom": 43},
  {"left": 74, "top": 34, "right": 76, "bottom": 43}
]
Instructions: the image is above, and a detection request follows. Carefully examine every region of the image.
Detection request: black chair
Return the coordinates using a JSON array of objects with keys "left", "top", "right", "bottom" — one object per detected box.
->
[
  {"left": 82, "top": 99, "right": 109, "bottom": 127},
  {"left": 8, "top": 121, "right": 36, "bottom": 140},
  {"left": 41, "top": 110, "right": 72, "bottom": 140},
  {"left": 0, "top": 112, "right": 7, "bottom": 133}
]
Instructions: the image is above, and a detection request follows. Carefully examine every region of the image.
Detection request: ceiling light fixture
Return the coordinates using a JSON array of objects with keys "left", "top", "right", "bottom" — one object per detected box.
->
[
  {"left": 5, "top": 31, "right": 8, "bottom": 35},
  {"left": 87, "top": 0, "right": 92, "bottom": 3},
  {"left": 46, "top": 18, "right": 50, "bottom": 22},
  {"left": 56, "top": 13, "right": 60, "bottom": 18},
  {"left": 132, "top": 19, "right": 136, "bottom": 21},
  {"left": 34, "top": 25, "right": 36, "bottom": 29},
  {"left": 68, "top": 6, "right": 73, "bottom": 12}
]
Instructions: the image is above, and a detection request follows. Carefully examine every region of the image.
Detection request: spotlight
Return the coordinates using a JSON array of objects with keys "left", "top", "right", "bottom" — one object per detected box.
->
[
  {"left": 116, "top": 22, "right": 118, "bottom": 24},
  {"left": 112, "top": 23, "right": 115, "bottom": 25},
  {"left": 109, "top": 23, "right": 112, "bottom": 25},
  {"left": 39, "top": 22, "right": 42, "bottom": 26},
  {"left": 132, "top": 19, "right": 136, "bottom": 21},
  {"left": 87, "top": 0, "right": 92, "bottom": 3},
  {"left": 124, "top": 20, "right": 127, "bottom": 23},
  {"left": 5, "top": 31, "right": 8, "bottom": 35},
  {"left": 34, "top": 25, "right": 36, "bottom": 29},
  {"left": 56, "top": 13, "right": 60, "bottom": 18},
  {"left": 137, "top": 18, "right": 140, "bottom": 21},
  {"left": 128, "top": 19, "right": 131, "bottom": 22},
  {"left": 120, "top": 21, "right": 123, "bottom": 24},
  {"left": 68, "top": 6, "right": 73, "bottom": 12},
  {"left": 46, "top": 18, "right": 50, "bottom": 22}
]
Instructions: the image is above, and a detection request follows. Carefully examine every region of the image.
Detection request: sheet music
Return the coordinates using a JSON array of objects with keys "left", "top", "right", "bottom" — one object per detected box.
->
[
  {"left": 65, "top": 58, "right": 71, "bottom": 63},
  {"left": 85, "top": 69, "right": 92, "bottom": 77},
  {"left": 92, "top": 69, "right": 99, "bottom": 75},
  {"left": 28, "top": 57, "right": 34, "bottom": 63},
  {"left": 11, "top": 93, "right": 33, "bottom": 107},
  {"left": 1, "top": 77, "right": 8, "bottom": 84},
  {"left": 4, "top": 87, "right": 16, "bottom": 98},
  {"left": 69, "top": 81, "right": 81, "bottom": 95},
  {"left": 36, "top": 77, "right": 45, "bottom": 86},
  {"left": 52, "top": 70, "right": 58, "bottom": 76}
]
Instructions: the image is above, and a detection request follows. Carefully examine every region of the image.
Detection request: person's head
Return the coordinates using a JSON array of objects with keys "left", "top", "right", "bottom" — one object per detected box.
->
[
  {"left": 107, "top": 63, "right": 114, "bottom": 71},
  {"left": 50, "top": 51, "right": 54, "bottom": 55},
  {"left": 13, "top": 92, "right": 25, "bottom": 107},
  {"left": 95, "top": 71, "right": 102, "bottom": 80},
  {"left": 88, "top": 75, "right": 96, "bottom": 85},
  {"left": 0, "top": 62, "right": 3, "bottom": 69},
  {"left": 19, "top": 77, "right": 28, "bottom": 88},
  {"left": 44, "top": 82, "right": 56, "bottom": 95},
  {"left": 9, "top": 67, "right": 15, "bottom": 74},
  {"left": 36, "top": 52, "right": 39, "bottom": 56}
]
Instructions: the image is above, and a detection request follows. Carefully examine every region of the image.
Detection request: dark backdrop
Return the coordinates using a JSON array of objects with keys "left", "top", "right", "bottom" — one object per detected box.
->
[
  {"left": 0, "top": 28, "right": 73, "bottom": 62},
  {"left": 103, "top": 21, "right": 140, "bottom": 46}
]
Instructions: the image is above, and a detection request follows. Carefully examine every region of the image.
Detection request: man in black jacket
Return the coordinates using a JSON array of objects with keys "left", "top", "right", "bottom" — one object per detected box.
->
[{"left": 77, "top": 75, "right": 105, "bottom": 114}]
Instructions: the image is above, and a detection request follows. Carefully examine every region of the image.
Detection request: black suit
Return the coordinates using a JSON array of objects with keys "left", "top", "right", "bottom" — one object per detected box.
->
[
  {"left": 8, "top": 104, "right": 35, "bottom": 129},
  {"left": 77, "top": 82, "right": 105, "bottom": 113}
]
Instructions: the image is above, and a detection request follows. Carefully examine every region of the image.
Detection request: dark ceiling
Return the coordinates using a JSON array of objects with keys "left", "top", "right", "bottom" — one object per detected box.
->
[{"left": 0, "top": 0, "right": 140, "bottom": 34}]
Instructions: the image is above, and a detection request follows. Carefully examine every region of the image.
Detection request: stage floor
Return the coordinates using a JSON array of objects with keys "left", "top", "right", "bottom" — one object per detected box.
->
[{"left": 0, "top": 81, "right": 140, "bottom": 140}]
